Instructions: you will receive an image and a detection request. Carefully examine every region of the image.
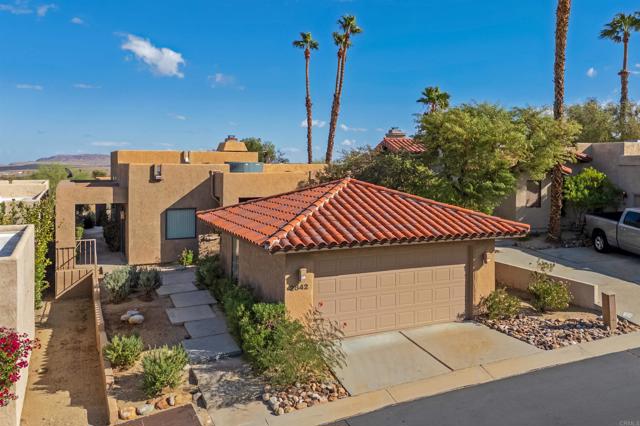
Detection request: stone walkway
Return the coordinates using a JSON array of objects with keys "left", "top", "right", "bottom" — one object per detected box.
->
[{"left": 156, "top": 268, "right": 241, "bottom": 363}]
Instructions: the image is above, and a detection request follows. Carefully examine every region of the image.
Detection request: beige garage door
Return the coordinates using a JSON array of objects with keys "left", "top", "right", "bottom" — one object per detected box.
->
[{"left": 314, "top": 264, "right": 467, "bottom": 337}]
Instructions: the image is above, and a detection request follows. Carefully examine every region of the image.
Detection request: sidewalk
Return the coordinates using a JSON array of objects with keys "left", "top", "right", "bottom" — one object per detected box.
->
[{"left": 496, "top": 246, "right": 640, "bottom": 325}]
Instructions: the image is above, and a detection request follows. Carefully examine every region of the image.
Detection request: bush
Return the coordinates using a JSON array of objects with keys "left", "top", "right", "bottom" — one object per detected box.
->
[
  {"left": 480, "top": 288, "right": 521, "bottom": 319},
  {"left": 126, "top": 265, "right": 141, "bottom": 289},
  {"left": 0, "top": 327, "right": 37, "bottom": 407},
  {"left": 139, "top": 268, "right": 162, "bottom": 296},
  {"left": 96, "top": 208, "right": 108, "bottom": 227},
  {"left": 238, "top": 304, "right": 344, "bottom": 386},
  {"left": 103, "top": 334, "right": 143, "bottom": 368},
  {"left": 103, "top": 267, "right": 131, "bottom": 303},
  {"left": 75, "top": 225, "right": 85, "bottom": 240},
  {"left": 528, "top": 261, "right": 572, "bottom": 312},
  {"left": 83, "top": 212, "right": 96, "bottom": 229},
  {"left": 222, "top": 284, "right": 254, "bottom": 338},
  {"left": 178, "top": 248, "right": 195, "bottom": 266},
  {"left": 103, "top": 217, "right": 120, "bottom": 252},
  {"left": 142, "top": 345, "right": 189, "bottom": 397},
  {"left": 564, "top": 167, "right": 623, "bottom": 228},
  {"left": 195, "top": 255, "right": 224, "bottom": 287}
]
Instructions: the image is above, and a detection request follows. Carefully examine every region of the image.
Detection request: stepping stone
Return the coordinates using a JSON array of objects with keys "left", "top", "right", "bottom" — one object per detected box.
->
[
  {"left": 166, "top": 305, "right": 215, "bottom": 325},
  {"left": 161, "top": 269, "right": 195, "bottom": 284},
  {"left": 156, "top": 282, "right": 198, "bottom": 296},
  {"left": 170, "top": 290, "right": 217, "bottom": 308},
  {"left": 182, "top": 333, "right": 242, "bottom": 363},
  {"left": 185, "top": 315, "right": 228, "bottom": 339}
]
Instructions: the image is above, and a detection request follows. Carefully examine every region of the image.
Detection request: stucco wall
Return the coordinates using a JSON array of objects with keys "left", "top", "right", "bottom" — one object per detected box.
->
[
  {"left": 494, "top": 175, "right": 551, "bottom": 232},
  {"left": 0, "top": 180, "right": 48, "bottom": 201},
  {"left": 237, "top": 240, "right": 286, "bottom": 302},
  {"left": 0, "top": 225, "right": 35, "bottom": 426}
]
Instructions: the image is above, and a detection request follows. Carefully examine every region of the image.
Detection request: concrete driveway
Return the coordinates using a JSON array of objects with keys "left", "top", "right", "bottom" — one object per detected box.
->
[{"left": 333, "top": 322, "right": 540, "bottom": 395}]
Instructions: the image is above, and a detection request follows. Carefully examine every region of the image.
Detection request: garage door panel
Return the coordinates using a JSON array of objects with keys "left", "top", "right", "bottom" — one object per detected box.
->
[{"left": 314, "top": 262, "right": 467, "bottom": 337}]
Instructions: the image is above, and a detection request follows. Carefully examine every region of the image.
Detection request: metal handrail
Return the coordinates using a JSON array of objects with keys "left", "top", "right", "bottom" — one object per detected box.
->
[{"left": 55, "top": 238, "right": 97, "bottom": 270}]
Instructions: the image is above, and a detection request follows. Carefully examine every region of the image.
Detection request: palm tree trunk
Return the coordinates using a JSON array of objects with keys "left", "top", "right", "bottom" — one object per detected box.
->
[
  {"left": 620, "top": 35, "right": 630, "bottom": 139},
  {"left": 548, "top": 0, "right": 571, "bottom": 242},
  {"left": 304, "top": 49, "right": 313, "bottom": 164},
  {"left": 326, "top": 49, "right": 344, "bottom": 163}
]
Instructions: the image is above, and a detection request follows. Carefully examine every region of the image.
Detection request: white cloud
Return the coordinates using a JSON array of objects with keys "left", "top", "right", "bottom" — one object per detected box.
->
[
  {"left": 36, "top": 3, "right": 55, "bottom": 16},
  {"left": 300, "top": 119, "right": 326, "bottom": 128},
  {"left": 91, "top": 141, "right": 129, "bottom": 147},
  {"left": 342, "top": 139, "right": 356, "bottom": 146},
  {"left": 586, "top": 67, "right": 597, "bottom": 78},
  {"left": 121, "top": 34, "right": 185, "bottom": 78},
  {"left": 340, "top": 123, "right": 367, "bottom": 132},
  {"left": 0, "top": 2, "right": 31, "bottom": 14},
  {"left": 73, "top": 83, "right": 100, "bottom": 89},
  {"left": 70, "top": 16, "right": 84, "bottom": 25},
  {"left": 282, "top": 147, "right": 301, "bottom": 153},
  {"left": 16, "top": 83, "right": 43, "bottom": 90},
  {"left": 168, "top": 113, "right": 187, "bottom": 121},
  {"left": 375, "top": 128, "right": 385, "bottom": 132},
  {"left": 208, "top": 72, "right": 244, "bottom": 89}
]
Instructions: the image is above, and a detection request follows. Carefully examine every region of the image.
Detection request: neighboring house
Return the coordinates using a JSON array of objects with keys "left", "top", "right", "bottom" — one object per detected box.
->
[
  {"left": 0, "top": 225, "right": 35, "bottom": 426},
  {"left": 0, "top": 180, "right": 49, "bottom": 204},
  {"left": 198, "top": 178, "right": 528, "bottom": 337},
  {"left": 375, "top": 128, "right": 424, "bottom": 153},
  {"left": 493, "top": 152, "right": 592, "bottom": 232},
  {"left": 54, "top": 136, "right": 324, "bottom": 297}
]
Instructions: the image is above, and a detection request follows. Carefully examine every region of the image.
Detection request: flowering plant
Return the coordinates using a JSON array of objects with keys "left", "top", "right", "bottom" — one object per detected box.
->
[{"left": 0, "top": 327, "right": 38, "bottom": 407}]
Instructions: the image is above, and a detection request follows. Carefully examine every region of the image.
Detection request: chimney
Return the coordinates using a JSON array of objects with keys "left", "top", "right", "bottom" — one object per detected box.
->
[
  {"left": 385, "top": 127, "right": 406, "bottom": 138},
  {"left": 216, "top": 134, "right": 248, "bottom": 152},
  {"left": 225, "top": 135, "right": 238, "bottom": 143}
]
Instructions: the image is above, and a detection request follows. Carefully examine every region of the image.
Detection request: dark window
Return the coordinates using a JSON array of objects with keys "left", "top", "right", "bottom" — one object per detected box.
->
[
  {"left": 166, "top": 208, "right": 196, "bottom": 239},
  {"left": 623, "top": 211, "right": 640, "bottom": 229},
  {"left": 525, "top": 180, "right": 542, "bottom": 208},
  {"left": 231, "top": 237, "right": 239, "bottom": 279}
]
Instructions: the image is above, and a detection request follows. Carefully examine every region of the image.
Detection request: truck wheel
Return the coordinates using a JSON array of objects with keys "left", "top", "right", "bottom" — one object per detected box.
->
[{"left": 593, "top": 231, "right": 610, "bottom": 253}]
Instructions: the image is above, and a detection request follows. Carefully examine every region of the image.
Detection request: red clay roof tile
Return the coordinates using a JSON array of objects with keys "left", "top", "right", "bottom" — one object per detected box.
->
[
  {"left": 375, "top": 137, "right": 425, "bottom": 153},
  {"left": 198, "top": 178, "right": 529, "bottom": 253}
]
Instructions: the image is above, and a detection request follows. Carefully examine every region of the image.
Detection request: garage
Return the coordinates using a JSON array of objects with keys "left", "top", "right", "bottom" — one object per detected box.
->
[{"left": 198, "top": 177, "right": 529, "bottom": 335}]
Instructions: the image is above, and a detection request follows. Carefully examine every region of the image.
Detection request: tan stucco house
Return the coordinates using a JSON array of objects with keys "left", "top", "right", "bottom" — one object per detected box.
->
[
  {"left": 54, "top": 136, "right": 324, "bottom": 297},
  {"left": 0, "top": 179, "right": 49, "bottom": 205},
  {"left": 198, "top": 178, "right": 529, "bottom": 337}
]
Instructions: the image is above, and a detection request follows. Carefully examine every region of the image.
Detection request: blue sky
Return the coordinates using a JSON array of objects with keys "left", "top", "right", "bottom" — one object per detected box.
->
[{"left": 0, "top": 0, "right": 638, "bottom": 164}]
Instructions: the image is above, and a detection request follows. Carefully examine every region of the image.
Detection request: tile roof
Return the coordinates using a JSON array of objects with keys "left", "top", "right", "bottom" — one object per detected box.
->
[
  {"left": 375, "top": 137, "right": 425, "bottom": 153},
  {"left": 197, "top": 178, "right": 529, "bottom": 253}
]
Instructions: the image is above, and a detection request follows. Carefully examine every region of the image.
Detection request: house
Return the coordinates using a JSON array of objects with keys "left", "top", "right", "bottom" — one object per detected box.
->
[
  {"left": 375, "top": 128, "right": 424, "bottom": 153},
  {"left": 54, "top": 136, "right": 324, "bottom": 298},
  {"left": 198, "top": 178, "right": 528, "bottom": 337},
  {"left": 0, "top": 225, "right": 35, "bottom": 426},
  {"left": 0, "top": 179, "right": 49, "bottom": 205}
]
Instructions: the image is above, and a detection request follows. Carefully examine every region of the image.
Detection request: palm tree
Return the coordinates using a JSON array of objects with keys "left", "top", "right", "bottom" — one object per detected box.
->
[
  {"left": 548, "top": 0, "right": 572, "bottom": 242},
  {"left": 417, "top": 86, "right": 450, "bottom": 114},
  {"left": 293, "top": 32, "right": 319, "bottom": 164},
  {"left": 600, "top": 12, "right": 640, "bottom": 139},
  {"left": 326, "top": 15, "right": 362, "bottom": 163}
]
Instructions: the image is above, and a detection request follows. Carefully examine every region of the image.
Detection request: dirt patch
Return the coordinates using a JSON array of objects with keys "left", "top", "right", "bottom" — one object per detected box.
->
[{"left": 21, "top": 297, "right": 108, "bottom": 426}]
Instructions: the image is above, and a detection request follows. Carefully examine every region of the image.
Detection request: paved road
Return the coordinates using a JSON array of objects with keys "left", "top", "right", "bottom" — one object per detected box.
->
[{"left": 332, "top": 348, "right": 640, "bottom": 426}]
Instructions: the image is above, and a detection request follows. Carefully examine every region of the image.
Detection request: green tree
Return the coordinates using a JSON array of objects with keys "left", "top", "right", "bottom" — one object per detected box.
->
[
  {"left": 417, "top": 86, "right": 450, "bottom": 114},
  {"left": 92, "top": 169, "right": 108, "bottom": 178},
  {"left": 293, "top": 32, "right": 319, "bottom": 164},
  {"left": 326, "top": 15, "right": 362, "bottom": 164},
  {"left": 241, "top": 137, "right": 289, "bottom": 163},
  {"left": 567, "top": 99, "right": 617, "bottom": 142},
  {"left": 600, "top": 12, "right": 640, "bottom": 138},
  {"left": 564, "top": 167, "right": 623, "bottom": 228},
  {"left": 29, "top": 164, "right": 91, "bottom": 190},
  {"left": 548, "top": 0, "right": 572, "bottom": 242}
]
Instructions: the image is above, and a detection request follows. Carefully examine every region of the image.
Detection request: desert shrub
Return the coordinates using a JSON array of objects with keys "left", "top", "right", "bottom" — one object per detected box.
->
[
  {"left": 96, "top": 208, "right": 108, "bottom": 226},
  {"left": 75, "top": 225, "right": 84, "bottom": 240},
  {"left": 178, "top": 248, "right": 195, "bottom": 266},
  {"left": 103, "top": 334, "right": 143, "bottom": 368},
  {"left": 480, "top": 288, "right": 521, "bottom": 319},
  {"left": 238, "top": 304, "right": 344, "bottom": 386},
  {"left": 195, "top": 255, "right": 224, "bottom": 286},
  {"left": 103, "top": 267, "right": 131, "bottom": 303},
  {"left": 139, "top": 268, "right": 162, "bottom": 296},
  {"left": 528, "top": 260, "right": 572, "bottom": 312},
  {"left": 83, "top": 212, "right": 96, "bottom": 229},
  {"left": 103, "top": 217, "right": 120, "bottom": 252},
  {"left": 222, "top": 284, "right": 254, "bottom": 338},
  {"left": 142, "top": 345, "right": 189, "bottom": 397},
  {"left": 126, "top": 265, "right": 141, "bottom": 289}
]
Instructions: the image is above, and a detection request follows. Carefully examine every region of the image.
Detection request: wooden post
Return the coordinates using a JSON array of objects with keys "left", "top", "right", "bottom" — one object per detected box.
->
[{"left": 602, "top": 291, "right": 617, "bottom": 330}]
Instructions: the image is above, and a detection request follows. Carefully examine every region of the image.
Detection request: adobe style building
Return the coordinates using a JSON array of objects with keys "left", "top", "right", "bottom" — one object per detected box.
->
[
  {"left": 0, "top": 179, "right": 49, "bottom": 205},
  {"left": 199, "top": 178, "right": 528, "bottom": 336},
  {"left": 54, "top": 137, "right": 324, "bottom": 297}
]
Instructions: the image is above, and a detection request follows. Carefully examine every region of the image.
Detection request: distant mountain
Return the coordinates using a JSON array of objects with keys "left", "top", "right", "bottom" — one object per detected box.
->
[{"left": 33, "top": 154, "right": 110, "bottom": 166}]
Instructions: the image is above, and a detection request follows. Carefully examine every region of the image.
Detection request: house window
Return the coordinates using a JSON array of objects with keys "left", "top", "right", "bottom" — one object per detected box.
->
[
  {"left": 525, "top": 180, "right": 542, "bottom": 208},
  {"left": 231, "top": 237, "right": 239, "bottom": 279},
  {"left": 166, "top": 208, "right": 196, "bottom": 239}
]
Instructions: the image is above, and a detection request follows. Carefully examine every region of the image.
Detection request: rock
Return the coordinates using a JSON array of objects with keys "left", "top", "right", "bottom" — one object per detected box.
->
[
  {"left": 167, "top": 395, "right": 176, "bottom": 406},
  {"left": 121, "top": 310, "right": 141, "bottom": 321},
  {"left": 276, "top": 407, "right": 285, "bottom": 416},
  {"left": 128, "top": 314, "right": 145, "bottom": 325},
  {"left": 119, "top": 407, "right": 136, "bottom": 420},
  {"left": 120, "top": 314, "right": 131, "bottom": 321},
  {"left": 269, "top": 396, "right": 278, "bottom": 406},
  {"left": 311, "top": 392, "right": 321, "bottom": 400},
  {"left": 136, "top": 404, "right": 154, "bottom": 416},
  {"left": 264, "top": 384, "right": 272, "bottom": 393},
  {"left": 295, "top": 402, "right": 307, "bottom": 410},
  {"left": 262, "top": 393, "right": 271, "bottom": 402},
  {"left": 155, "top": 398, "right": 170, "bottom": 410},
  {"left": 284, "top": 406, "right": 293, "bottom": 414},
  {"left": 192, "top": 392, "right": 202, "bottom": 404}
]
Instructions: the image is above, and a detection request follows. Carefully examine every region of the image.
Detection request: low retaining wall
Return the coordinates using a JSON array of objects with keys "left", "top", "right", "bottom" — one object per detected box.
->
[
  {"left": 496, "top": 261, "right": 600, "bottom": 310},
  {"left": 93, "top": 276, "right": 120, "bottom": 424}
]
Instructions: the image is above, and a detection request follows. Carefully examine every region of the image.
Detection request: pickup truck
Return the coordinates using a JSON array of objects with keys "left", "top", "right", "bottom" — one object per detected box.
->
[{"left": 585, "top": 208, "right": 640, "bottom": 255}]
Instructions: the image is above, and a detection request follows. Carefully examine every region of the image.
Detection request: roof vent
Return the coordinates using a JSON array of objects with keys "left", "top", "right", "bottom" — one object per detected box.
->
[{"left": 385, "top": 127, "right": 406, "bottom": 138}]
